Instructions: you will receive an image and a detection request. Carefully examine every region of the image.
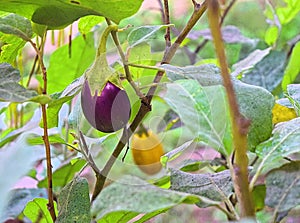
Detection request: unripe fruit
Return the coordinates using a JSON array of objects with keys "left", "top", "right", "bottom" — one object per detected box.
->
[
  {"left": 81, "top": 79, "right": 131, "bottom": 133},
  {"left": 131, "top": 130, "right": 164, "bottom": 175}
]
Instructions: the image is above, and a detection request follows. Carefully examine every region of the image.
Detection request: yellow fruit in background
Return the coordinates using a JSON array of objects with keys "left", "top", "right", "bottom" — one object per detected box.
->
[
  {"left": 272, "top": 103, "right": 297, "bottom": 124},
  {"left": 131, "top": 130, "right": 164, "bottom": 175}
]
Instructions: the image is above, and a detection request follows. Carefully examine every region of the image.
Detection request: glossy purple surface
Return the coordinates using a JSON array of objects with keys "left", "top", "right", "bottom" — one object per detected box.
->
[{"left": 81, "top": 80, "right": 131, "bottom": 132}]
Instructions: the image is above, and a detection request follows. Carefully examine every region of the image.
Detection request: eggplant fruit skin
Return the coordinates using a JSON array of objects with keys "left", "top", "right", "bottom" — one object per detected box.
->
[
  {"left": 131, "top": 131, "right": 164, "bottom": 175},
  {"left": 81, "top": 80, "right": 131, "bottom": 133}
]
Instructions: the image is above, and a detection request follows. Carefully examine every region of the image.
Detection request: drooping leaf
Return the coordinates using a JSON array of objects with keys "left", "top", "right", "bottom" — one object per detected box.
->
[
  {"left": 23, "top": 198, "right": 57, "bottom": 223},
  {"left": 0, "top": 34, "right": 26, "bottom": 64},
  {"left": 232, "top": 47, "right": 271, "bottom": 77},
  {"left": 0, "top": 63, "right": 51, "bottom": 104},
  {"left": 0, "top": 0, "right": 143, "bottom": 28},
  {"left": 241, "top": 50, "right": 286, "bottom": 92},
  {"left": 162, "top": 64, "right": 274, "bottom": 151},
  {"left": 91, "top": 175, "right": 200, "bottom": 223},
  {"left": 170, "top": 169, "right": 233, "bottom": 207},
  {"left": 2, "top": 188, "right": 47, "bottom": 221},
  {"left": 0, "top": 134, "right": 39, "bottom": 221},
  {"left": 265, "top": 161, "right": 300, "bottom": 220},
  {"left": 256, "top": 118, "right": 300, "bottom": 171},
  {"left": 56, "top": 177, "right": 91, "bottom": 223},
  {"left": 0, "top": 13, "right": 33, "bottom": 41},
  {"left": 38, "top": 159, "right": 86, "bottom": 188},
  {"left": 282, "top": 42, "right": 300, "bottom": 91},
  {"left": 47, "top": 33, "right": 95, "bottom": 94},
  {"left": 128, "top": 25, "right": 173, "bottom": 47}
]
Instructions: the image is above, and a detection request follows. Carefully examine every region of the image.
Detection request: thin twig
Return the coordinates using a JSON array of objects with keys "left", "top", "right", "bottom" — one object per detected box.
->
[
  {"left": 207, "top": 0, "right": 254, "bottom": 217},
  {"left": 91, "top": 1, "right": 208, "bottom": 201},
  {"left": 163, "top": 0, "right": 171, "bottom": 47},
  {"left": 28, "top": 36, "right": 56, "bottom": 221}
]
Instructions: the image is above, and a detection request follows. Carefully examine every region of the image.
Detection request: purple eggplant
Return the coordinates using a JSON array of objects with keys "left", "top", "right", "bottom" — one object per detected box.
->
[{"left": 81, "top": 79, "right": 131, "bottom": 133}]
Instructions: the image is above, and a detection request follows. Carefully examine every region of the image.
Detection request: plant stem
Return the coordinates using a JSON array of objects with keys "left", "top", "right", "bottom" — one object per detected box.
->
[
  {"left": 207, "top": 0, "right": 254, "bottom": 218},
  {"left": 91, "top": 1, "right": 208, "bottom": 201},
  {"left": 163, "top": 0, "right": 171, "bottom": 47},
  {"left": 29, "top": 38, "right": 56, "bottom": 221}
]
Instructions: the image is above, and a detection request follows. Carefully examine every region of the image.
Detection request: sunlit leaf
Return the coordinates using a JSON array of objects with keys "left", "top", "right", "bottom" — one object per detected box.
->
[
  {"left": 0, "top": 13, "right": 33, "bottom": 41},
  {"left": 57, "top": 177, "right": 91, "bottom": 222},
  {"left": 0, "top": 34, "right": 26, "bottom": 64},
  {"left": 282, "top": 42, "right": 300, "bottom": 91},
  {"left": 128, "top": 25, "right": 173, "bottom": 47},
  {"left": 47, "top": 33, "right": 95, "bottom": 94},
  {"left": 78, "top": 15, "right": 104, "bottom": 35},
  {"left": 38, "top": 159, "right": 86, "bottom": 188},
  {"left": 265, "top": 161, "right": 300, "bottom": 221},
  {"left": 23, "top": 198, "right": 57, "bottom": 223},
  {"left": 0, "top": 0, "right": 143, "bottom": 28},
  {"left": 92, "top": 175, "right": 200, "bottom": 223}
]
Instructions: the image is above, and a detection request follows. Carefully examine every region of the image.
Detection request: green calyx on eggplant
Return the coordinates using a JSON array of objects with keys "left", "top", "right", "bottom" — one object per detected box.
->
[{"left": 81, "top": 25, "right": 131, "bottom": 133}]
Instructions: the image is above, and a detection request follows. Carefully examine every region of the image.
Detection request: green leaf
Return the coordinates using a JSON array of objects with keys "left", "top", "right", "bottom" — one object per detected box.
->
[
  {"left": 170, "top": 169, "right": 233, "bottom": 207},
  {"left": 282, "top": 42, "right": 300, "bottom": 91},
  {"left": 264, "top": 26, "right": 279, "bottom": 46},
  {"left": 0, "top": 34, "right": 26, "bottom": 64},
  {"left": 91, "top": 175, "right": 200, "bottom": 222},
  {"left": 0, "top": 134, "right": 38, "bottom": 221},
  {"left": 128, "top": 25, "right": 173, "bottom": 47},
  {"left": 27, "top": 134, "right": 67, "bottom": 145},
  {"left": 0, "top": 63, "right": 51, "bottom": 104},
  {"left": 38, "top": 159, "right": 86, "bottom": 188},
  {"left": 276, "top": 0, "right": 300, "bottom": 24},
  {"left": 164, "top": 80, "right": 232, "bottom": 155},
  {"left": 256, "top": 118, "right": 300, "bottom": 171},
  {"left": 43, "top": 95, "right": 74, "bottom": 128},
  {"left": 241, "top": 50, "right": 286, "bottom": 92},
  {"left": 47, "top": 33, "right": 95, "bottom": 94},
  {"left": 252, "top": 185, "right": 266, "bottom": 212},
  {"left": 0, "top": 13, "right": 33, "bottom": 41},
  {"left": 3, "top": 188, "right": 47, "bottom": 221},
  {"left": 57, "top": 177, "right": 91, "bottom": 223},
  {"left": 0, "top": 0, "right": 143, "bottom": 28},
  {"left": 265, "top": 161, "right": 300, "bottom": 220},
  {"left": 162, "top": 64, "right": 274, "bottom": 151},
  {"left": 232, "top": 47, "right": 271, "bottom": 77},
  {"left": 78, "top": 15, "right": 104, "bottom": 35},
  {"left": 23, "top": 198, "right": 57, "bottom": 223}
]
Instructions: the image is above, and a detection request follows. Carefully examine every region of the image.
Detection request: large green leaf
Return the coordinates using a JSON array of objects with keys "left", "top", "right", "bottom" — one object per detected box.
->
[
  {"left": 265, "top": 161, "right": 300, "bottom": 221},
  {"left": 57, "top": 177, "right": 91, "bottom": 223},
  {"left": 38, "top": 159, "right": 86, "bottom": 188},
  {"left": 170, "top": 169, "right": 233, "bottom": 207},
  {"left": 256, "top": 118, "right": 300, "bottom": 171},
  {"left": 0, "top": 13, "right": 33, "bottom": 41},
  {"left": 162, "top": 64, "right": 274, "bottom": 151},
  {"left": 0, "top": 63, "right": 51, "bottom": 104},
  {"left": 0, "top": 34, "right": 26, "bottom": 64},
  {"left": 47, "top": 33, "right": 95, "bottom": 94},
  {"left": 164, "top": 79, "right": 232, "bottom": 155},
  {"left": 276, "top": 0, "right": 300, "bottom": 24},
  {"left": 282, "top": 42, "right": 300, "bottom": 91},
  {"left": 23, "top": 198, "right": 57, "bottom": 223},
  {"left": 91, "top": 175, "right": 200, "bottom": 223},
  {"left": 0, "top": 0, "right": 143, "bottom": 28}
]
